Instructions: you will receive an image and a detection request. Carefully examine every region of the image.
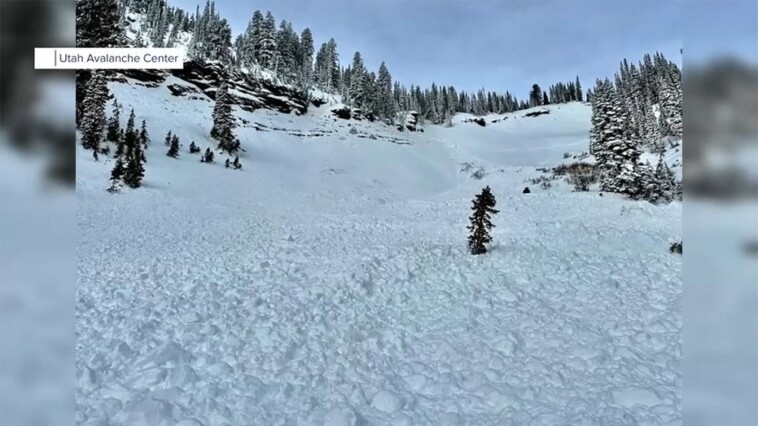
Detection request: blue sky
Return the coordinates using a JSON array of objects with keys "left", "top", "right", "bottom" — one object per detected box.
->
[{"left": 171, "top": 0, "right": 729, "bottom": 99}]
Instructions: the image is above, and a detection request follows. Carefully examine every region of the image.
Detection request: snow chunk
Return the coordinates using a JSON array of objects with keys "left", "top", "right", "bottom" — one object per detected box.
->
[
  {"left": 611, "top": 387, "right": 663, "bottom": 407},
  {"left": 370, "top": 390, "right": 403, "bottom": 413},
  {"left": 323, "top": 406, "right": 357, "bottom": 426}
]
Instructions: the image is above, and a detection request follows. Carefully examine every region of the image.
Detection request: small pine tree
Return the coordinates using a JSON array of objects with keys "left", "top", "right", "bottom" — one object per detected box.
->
[
  {"left": 167, "top": 134, "right": 180, "bottom": 158},
  {"left": 107, "top": 157, "right": 125, "bottom": 192},
  {"left": 114, "top": 128, "right": 125, "bottom": 158},
  {"left": 164, "top": 130, "right": 172, "bottom": 146},
  {"left": 225, "top": 158, "right": 230, "bottom": 168},
  {"left": 201, "top": 148, "right": 214, "bottom": 163},
  {"left": 232, "top": 155, "right": 241, "bottom": 169},
  {"left": 189, "top": 141, "right": 201, "bottom": 153},
  {"left": 139, "top": 120, "right": 150, "bottom": 148},
  {"left": 467, "top": 186, "right": 499, "bottom": 255},
  {"left": 106, "top": 99, "right": 121, "bottom": 142},
  {"left": 122, "top": 109, "right": 145, "bottom": 188}
]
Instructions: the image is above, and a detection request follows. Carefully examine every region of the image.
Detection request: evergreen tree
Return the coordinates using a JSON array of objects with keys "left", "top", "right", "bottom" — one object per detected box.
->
[
  {"left": 249, "top": 10, "right": 264, "bottom": 64},
  {"left": 575, "top": 76, "right": 583, "bottom": 102},
  {"left": 211, "top": 82, "right": 239, "bottom": 154},
  {"left": 122, "top": 109, "right": 146, "bottom": 188},
  {"left": 348, "top": 52, "right": 367, "bottom": 109},
  {"left": 651, "top": 153, "right": 679, "bottom": 202},
  {"left": 529, "top": 84, "right": 543, "bottom": 107},
  {"left": 106, "top": 99, "right": 121, "bottom": 142},
  {"left": 189, "top": 141, "right": 201, "bottom": 153},
  {"left": 114, "top": 128, "right": 125, "bottom": 158},
  {"left": 80, "top": 71, "right": 109, "bottom": 161},
  {"left": 225, "top": 158, "right": 230, "bottom": 168},
  {"left": 233, "top": 155, "right": 241, "bottom": 169},
  {"left": 299, "top": 28, "right": 314, "bottom": 86},
  {"left": 201, "top": 147, "right": 215, "bottom": 163},
  {"left": 76, "top": 0, "right": 124, "bottom": 126},
  {"left": 107, "top": 157, "right": 125, "bottom": 192},
  {"left": 275, "top": 20, "right": 299, "bottom": 81},
  {"left": 164, "top": 130, "right": 172, "bottom": 146},
  {"left": 139, "top": 120, "right": 150, "bottom": 149},
  {"left": 167, "top": 134, "right": 180, "bottom": 157},
  {"left": 258, "top": 11, "right": 277, "bottom": 69},
  {"left": 542, "top": 92, "right": 549, "bottom": 105},
  {"left": 467, "top": 186, "right": 499, "bottom": 255}
]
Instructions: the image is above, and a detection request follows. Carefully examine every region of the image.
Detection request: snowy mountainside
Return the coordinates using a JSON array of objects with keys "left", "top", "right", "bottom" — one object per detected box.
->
[
  {"left": 124, "top": 11, "right": 192, "bottom": 54},
  {"left": 76, "top": 77, "right": 682, "bottom": 424}
]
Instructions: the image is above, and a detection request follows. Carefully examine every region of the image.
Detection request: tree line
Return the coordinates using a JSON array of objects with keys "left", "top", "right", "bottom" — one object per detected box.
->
[
  {"left": 589, "top": 51, "right": 682, "bottom": 202},
  {"left": 110, "top": 0, "right": 592, "bottom": 125}
]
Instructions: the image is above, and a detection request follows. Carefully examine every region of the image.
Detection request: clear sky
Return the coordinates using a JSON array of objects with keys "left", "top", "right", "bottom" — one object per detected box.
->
[{"left": 170, "top": 0, "right": 716, "bottom": 99}]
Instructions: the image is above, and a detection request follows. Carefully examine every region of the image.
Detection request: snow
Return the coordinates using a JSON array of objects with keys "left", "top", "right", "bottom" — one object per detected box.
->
[
  {"left": 124, "top": 12, "right": 192, "bottom": 55},
  {"left": 76, "top": 80, "right": 682, "bottom": 424}
]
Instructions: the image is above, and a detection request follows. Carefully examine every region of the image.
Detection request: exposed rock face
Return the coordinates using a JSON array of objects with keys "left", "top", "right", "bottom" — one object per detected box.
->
[
  {"left": 117, "top": 60, "right": 309, "bottom": 115},
  {"left": 464, "top": 117, "right": 486, "bottom": 126},
  {"left": 329, "top": 106, "right": 377, "bottom": 122},
  {"left": 524, "top": 109, "right": 550, "bottom": 118},
  {"left": 331, "top": 107, "right": 353, "bottom": 120}
]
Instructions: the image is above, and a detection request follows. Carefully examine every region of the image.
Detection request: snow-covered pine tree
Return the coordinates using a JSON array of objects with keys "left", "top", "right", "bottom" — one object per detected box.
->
[
  {"left": 640, "top": 103, "right": 662, "bottom": 151},
  {"left": 258, "top": 12, "right": 278, "bottom": 69},
  {"left": 139, "top": 120, "right": 150, "bottom": 149},
  {"left": 166, "top": 16, "right": 180, "bottom": 47},
  {"left": 211, "top": 82, "right": 238, "bottom": 154},
  {"left": 467, "top": 186, "right": 499, "bottom": 255},
  {"left": 80, "top": 71, "right": 109, "bottom": 160},
  {"left": 205, "top": 17, "right": 233, "bottom": 64},
  {"left": 275, "top": 20, "right": 299, "bottom": 81},
  {"left": 107, "top": 156, "right": 125, "bottom": 192},
  {"left": 249, "top": 10, "right": 264, "bottom": 64},
  {"left": 106, "top": 99, "right": 121, "bottom": 143},
  {"left": 652, "top": 153, "right": 679, "bottom": 203},
  {"left": 167, "top": 134, "right": 180, "bottom": 157},
  {"left": 542, "top": 92, "right": 549, "bottom": 105},
  {"left": 76, "top": 0, "right": 124, "bottom": 126},
  {"left": 114, "top": 128, "right": 125, "bottom": 158},
  {"left": 189, "top": 141, "right": 200, "bottom": 153},
  {"left": 602, "top": 104, "right": 646, "bottom": 197},
  {"left": 299, "top": 28, "right": 314, "bottom": 86},
  {"left": 590, "top": 78, "right": 644, "bottom": 197},
  {"left": 122, "top": 109, "right": 145, "bottom": 188},
  {"left": 348, "top": 52, "right": 366, "bottom": 109},
  {"left": 589, "top": 79, "right": 608, "bottom": 157},
  {"left": 529, "top": 84, "right": 543, "bottom": 107},
  {"left": 575, "top": 76, "right": 583, "bottom": 102},
  {"left": 149, "top": 1, "right": 169, "bottom": 47},
  {"left": 315, "top": 38, "right": 340, "bottom": 92},
  {"left": 659, "top": 70, "right": 682, "bottom": 138}
]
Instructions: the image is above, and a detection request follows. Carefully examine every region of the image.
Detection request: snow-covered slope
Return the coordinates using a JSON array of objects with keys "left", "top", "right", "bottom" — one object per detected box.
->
[
  {"left": 124, "top": 11, "right": 192, "bottom": 54},
  {"left": 76, "top": 78, "right": 682, "bottom": 425}
]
